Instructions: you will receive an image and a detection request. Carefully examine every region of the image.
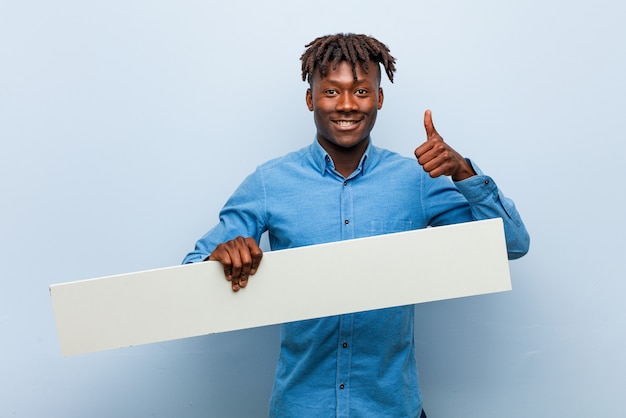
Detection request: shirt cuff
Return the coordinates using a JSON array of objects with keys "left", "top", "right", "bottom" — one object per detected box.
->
[{"left": 453, "top": 159, "right": 498, "bottom": 203}]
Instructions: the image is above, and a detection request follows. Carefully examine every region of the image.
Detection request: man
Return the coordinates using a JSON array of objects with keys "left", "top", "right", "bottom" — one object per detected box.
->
[{"left": 184, "top": 33, "right": 529, "bottom": 418}]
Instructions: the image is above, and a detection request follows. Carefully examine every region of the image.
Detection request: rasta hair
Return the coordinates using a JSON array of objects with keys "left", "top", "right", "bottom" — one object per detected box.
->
[{"left": 300, "top": 33, "right": 396, "bottom": 84}]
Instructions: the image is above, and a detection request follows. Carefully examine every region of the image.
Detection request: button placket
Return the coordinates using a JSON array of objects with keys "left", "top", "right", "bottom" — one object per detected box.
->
[
  {"left": 340, "top": 179, "right": 354, "bottom": 240},
  {"left": 336, "top": 314, "right": 354, "bottom": 415}
]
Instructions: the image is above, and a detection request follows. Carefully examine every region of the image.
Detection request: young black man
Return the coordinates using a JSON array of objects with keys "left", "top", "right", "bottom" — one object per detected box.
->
[{"left": 183, "top": 33, "right": 529, "bottom": 418}]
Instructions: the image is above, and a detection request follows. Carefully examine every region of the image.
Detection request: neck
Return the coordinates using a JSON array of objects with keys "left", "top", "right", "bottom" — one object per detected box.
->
[{"left": 318, "top": 137, "right": 369, "bottom": 178}]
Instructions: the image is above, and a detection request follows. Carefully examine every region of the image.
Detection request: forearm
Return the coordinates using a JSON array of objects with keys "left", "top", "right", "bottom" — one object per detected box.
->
[
  {"left": 182, "top": 172, "right": 267, "bottom": 264},
  {"left": 453, "top": 162, "right": 529, "bottom": 259}
]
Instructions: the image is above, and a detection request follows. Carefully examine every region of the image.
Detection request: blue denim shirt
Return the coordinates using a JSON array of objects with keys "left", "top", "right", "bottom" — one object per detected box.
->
[{"left": 183, "top": 139, "right": 529, "bottom": 417}]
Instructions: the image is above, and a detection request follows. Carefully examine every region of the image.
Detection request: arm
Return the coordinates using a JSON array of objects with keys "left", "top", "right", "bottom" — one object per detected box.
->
[
  {"left": 415, "top": 110, "right": 530, "bottom": 259},
  {"left": 452, "top": 163, "right": 530, "bottom": 259},
  {"left": 182, "top": 171, "right": 267, "bottom": 291}
]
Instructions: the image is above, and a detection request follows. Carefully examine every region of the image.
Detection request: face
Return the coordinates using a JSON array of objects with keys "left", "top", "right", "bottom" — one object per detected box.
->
[{"left": 306, "top": 61, "right": 384, "bottom": 154}]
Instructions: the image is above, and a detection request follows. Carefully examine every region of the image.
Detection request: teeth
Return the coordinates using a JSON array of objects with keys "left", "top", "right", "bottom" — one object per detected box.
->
[{"left": 336, "top": 120, "right": 357, "bottom": 126}]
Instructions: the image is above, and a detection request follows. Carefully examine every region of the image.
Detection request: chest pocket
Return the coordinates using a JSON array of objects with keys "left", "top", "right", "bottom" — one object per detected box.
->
[{"left": 370, "top": 220, "right": 413, "bottom": 235}]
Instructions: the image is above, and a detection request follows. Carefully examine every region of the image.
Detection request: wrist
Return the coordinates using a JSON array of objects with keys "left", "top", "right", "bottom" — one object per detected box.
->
[{"left": 452, "top": 159, "right": 476, "bottom": 181}]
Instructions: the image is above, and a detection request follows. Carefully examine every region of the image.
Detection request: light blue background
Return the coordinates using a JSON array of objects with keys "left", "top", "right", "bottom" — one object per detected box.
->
[{"left": 1, "top": 0, "right": 624, "bottom": 416}]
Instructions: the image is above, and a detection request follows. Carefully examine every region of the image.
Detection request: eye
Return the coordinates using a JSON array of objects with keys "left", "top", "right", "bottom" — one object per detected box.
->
[
  {"left": 356, "top": 89, "right": 368, "bottom": 95},
  {"left": 325, "top": 89, "right": 337, "bottom": 95}
]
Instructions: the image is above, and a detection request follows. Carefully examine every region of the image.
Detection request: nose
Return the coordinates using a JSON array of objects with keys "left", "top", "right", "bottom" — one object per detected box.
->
[{"left": 336, "top": 93, "right": 358, "bottom": 112}]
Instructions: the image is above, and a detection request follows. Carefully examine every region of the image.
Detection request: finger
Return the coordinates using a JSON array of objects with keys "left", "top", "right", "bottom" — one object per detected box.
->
[
  {"left": 417, "top": 140, "right": 456, "bottom": 177},
  {"left": 415, "top": 138, "right": 445, "bottom": 167},
  {"left": 414, "top": 139, "right": 434, "bottom": 161},
  {"left": 222, "top": 253, "right": 241, "bottom": 291},
  {"left": 233, "top": 236, "right": 258, "bottom": 289},
  {"left": 238, "top": 237, "right": 261, "bottom": 288},
  {"left": 235, "top": 236, "right": 255, "bottom": 277},
  {"left": 223, "top": 237, "right": 248, "bottom": 280},
  {"left": 248, "top": 240, "right": 263, "bottom": 275},
  {"left": 228, "top": 246, "right": 241, "bottom": 291},
  {"left": 238, "top": 271, "right": 248, "bottom": 288},
  {"left": 208, "top": 248, "right": 234, "bottom": 281},
  {"left": 240, "top": 239, "right": 262, "bottom": 288},
  {"left": 420, "top": 153, "right": 453, "bottom": 178},
  {"left": 423, "top": 109, "right": 440, "bottom": 140}
]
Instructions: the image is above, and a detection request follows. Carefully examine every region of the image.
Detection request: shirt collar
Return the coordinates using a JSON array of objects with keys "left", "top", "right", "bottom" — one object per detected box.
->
[{"left": 310, "top": 138, "right": 377, "bottom": 178}]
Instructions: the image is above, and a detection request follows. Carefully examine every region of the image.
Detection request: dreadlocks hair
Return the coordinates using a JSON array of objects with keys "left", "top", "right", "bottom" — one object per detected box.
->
[{"left": 300, "top": 33, "right": 396, "bottom": 85}]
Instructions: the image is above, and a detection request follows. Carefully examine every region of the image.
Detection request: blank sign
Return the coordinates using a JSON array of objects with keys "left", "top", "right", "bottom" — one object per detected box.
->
[{"left": 50, "top": 218, "right": 511, "bottom": 356}]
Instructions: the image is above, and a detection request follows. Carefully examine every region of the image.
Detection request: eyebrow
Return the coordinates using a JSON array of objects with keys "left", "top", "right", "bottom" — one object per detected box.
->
[{"left": 320, "top": 77, "right": 371, "bottom": 85}]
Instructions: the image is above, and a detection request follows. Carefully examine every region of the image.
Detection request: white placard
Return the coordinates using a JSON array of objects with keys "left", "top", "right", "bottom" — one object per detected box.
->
[{"left": 50, "top": 218, "right": 511, "bottom": 356}]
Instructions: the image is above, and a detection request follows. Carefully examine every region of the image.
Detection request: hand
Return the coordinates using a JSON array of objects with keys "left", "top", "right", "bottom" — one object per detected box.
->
[
  {"left": 414, "top": 110, "right": 475, "bottom": 181},
  {"left": 208, "top": 236, "right": 263, "bottom": 292}
]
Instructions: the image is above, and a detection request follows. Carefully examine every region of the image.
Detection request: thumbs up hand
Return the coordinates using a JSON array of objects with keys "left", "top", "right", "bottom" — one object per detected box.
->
[{"left": 414, "top": 110, "right": 475, "bottom": 181}]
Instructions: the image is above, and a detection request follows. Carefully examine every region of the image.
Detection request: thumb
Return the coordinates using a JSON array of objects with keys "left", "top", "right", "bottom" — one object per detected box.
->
[{"left": 423, "top": 109, "right": 439, "bottom": 140}]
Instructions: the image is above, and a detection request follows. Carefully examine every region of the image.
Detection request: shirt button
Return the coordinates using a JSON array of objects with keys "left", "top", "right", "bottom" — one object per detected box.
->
[
  {"left": 339, "top": 384, "right": 345, "bottom": 390},
  {"left": 484, "top": 179, "right": 490, "bottom": 185},
  {"left": 342, "top": 342, "right": 348, "bottom": 348},
  {"left": 343, "top": 181, "right": 347, "bottom": 186},
  {"left": 344, "top": 219, "right": 349, "bottom": 225}
]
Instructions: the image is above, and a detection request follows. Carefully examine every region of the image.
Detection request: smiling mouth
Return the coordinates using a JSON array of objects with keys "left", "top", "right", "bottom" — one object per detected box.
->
[{"left": 334, "top": 120, "right": 359, "bottom": 127}]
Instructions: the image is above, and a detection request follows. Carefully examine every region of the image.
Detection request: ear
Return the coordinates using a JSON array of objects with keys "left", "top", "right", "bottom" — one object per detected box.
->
[
  {"left": 306, "top": 88, "right": 314, "bottom": 111},
  {"left": 377, "top": 87, "right": 384, "bottom": 110}
]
